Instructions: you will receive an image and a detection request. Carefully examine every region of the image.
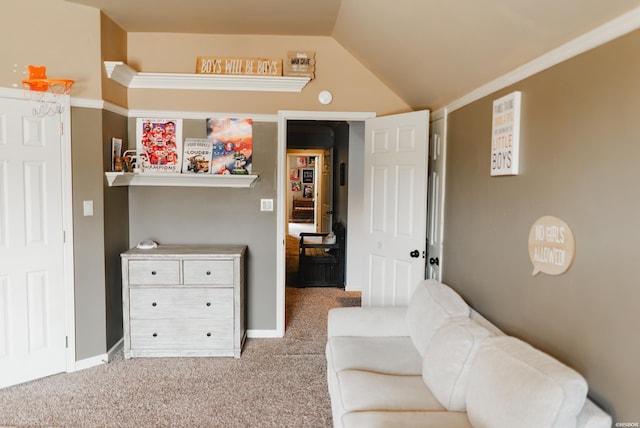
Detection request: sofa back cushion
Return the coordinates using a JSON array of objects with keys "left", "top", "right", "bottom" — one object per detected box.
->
[
  {"left": 466, "top": 336, "right": 588, "bottom": 428},
  {"left": 406, "top": 280, "right": 470, "bottom": 356},
  {"left": 422, "top": 318, "right": 492, "bottom": 411}
]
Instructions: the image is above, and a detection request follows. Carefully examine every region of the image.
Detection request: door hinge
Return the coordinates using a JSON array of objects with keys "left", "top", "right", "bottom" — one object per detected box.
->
[{"left": 65, "top": 336, "right": 69, "bottom": 348}]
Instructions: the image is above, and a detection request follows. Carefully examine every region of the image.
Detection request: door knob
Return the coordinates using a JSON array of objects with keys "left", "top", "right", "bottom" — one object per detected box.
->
[
  {"left": 429, "top": 257, "right": 439, "bottom": 266},
  {"left": 410, "top": 250, "right": 420, "bottom": 258}
]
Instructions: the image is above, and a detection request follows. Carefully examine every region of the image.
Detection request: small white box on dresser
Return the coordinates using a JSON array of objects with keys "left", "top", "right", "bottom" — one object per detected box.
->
[{"left": 121, "top": 245, "right": 247, "bottom": 358}]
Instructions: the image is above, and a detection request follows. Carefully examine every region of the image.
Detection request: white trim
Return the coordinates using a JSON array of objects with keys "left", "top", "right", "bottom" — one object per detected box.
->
[
  {"left": 104, "top": 101, "right": 129, "bottom": 117},
  {"left": 128, "top": 108, "right": 278, "bottom": 122},
  {"left": 60, "top": 94, "right": 77, "bottom": 374},
  {"left": 107, "top": 338, "right": 124, "bottom": 361},
  {"left": 446, "top": 6, "right": 640, "bottom": 112},
  {"left": 72, "top": 338, "right": 122, "bottom": 372},
  {"left": 104, "top": 61, "right": 311, "bottom": 92},
  {"left": 0, "top": 87, "right": 27, "bottom": 100},
  {"left": 247, "top": 329, "right": 280, "bottom": 338},
  {"left": 276, "top": 110, "right": 376, "bottom": 337},
  {"left": 71, "top": 97, "right": 103, "bottom": 110},
  {"left": 72, "top": 353, "right": 107, "bottom": 371}
]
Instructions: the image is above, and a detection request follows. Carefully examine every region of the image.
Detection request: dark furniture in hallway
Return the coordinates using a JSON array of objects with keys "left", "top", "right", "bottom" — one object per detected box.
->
[{"left": 298, "top": 222, "right": 345, "bottom": 288}]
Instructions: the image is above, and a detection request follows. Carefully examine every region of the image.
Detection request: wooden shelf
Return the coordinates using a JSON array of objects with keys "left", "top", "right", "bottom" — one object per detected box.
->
[
  {"left": 105, "top": 172, "right": 259, "bottom": 188},
  {"left": 104, "top": 61, "right": 311, "bottom": 92}
]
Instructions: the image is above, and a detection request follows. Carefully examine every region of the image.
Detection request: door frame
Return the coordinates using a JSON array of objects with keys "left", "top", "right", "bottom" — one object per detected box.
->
[
  {"left": 427, "top": 108, "right": 448, "bottom": 280},
  {"left": 0, "top": 87, "right": 76, "bottom": 373},
  {"left": 286, "top": 148, "right": 326, "bottom": 232},
  {"left": 276, "top": 110, "right": 375, "bottom": 336}
]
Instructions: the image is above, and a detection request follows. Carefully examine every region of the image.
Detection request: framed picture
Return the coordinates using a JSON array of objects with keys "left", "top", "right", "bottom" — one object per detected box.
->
[
  {"left": 291, "top": 181, "right": 301, "bottom": 192},
  {"left": 303, "top": 184, "right": 313, "bottom": 198},
  {"left": 290, "top": 168, "right": 299, "bottom": 180},
  {"left": 136, "top": 118, "right": 183, "bottom": 173},
  {"left": 297, "top": 157, "right": 308, "bottom": 167},
  {"left": 207, "top": 117, "right": 253, "bottom": 175},
  {"left": 111, "top": 137, "right": 122, "bottom": 171},
  {"left": 302, "top": 168, "right": 314, "bottom": 183}
]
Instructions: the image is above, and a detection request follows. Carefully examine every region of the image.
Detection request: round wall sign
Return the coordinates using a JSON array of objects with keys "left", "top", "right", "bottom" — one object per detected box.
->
[{"left": 528, "top": 215, "right": 576, "bottom": 276}]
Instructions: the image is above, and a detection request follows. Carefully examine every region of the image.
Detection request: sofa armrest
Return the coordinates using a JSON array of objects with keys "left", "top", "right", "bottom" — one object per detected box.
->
[
  {"left": 576, "top": 399, "right": 612, "bottom": 428},
  {"left": 327, "top": 306, "right": 409, "bottom": 338}
]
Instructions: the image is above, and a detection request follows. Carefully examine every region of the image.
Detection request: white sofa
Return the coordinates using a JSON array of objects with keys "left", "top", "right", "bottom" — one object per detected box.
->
[{"left": 326, "top": 279, "right": 612, "bottom": 428}]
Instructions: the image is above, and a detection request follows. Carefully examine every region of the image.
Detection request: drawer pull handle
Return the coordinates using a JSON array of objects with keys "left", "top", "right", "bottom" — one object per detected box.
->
[
  {"left": 206, "top": 302, "right": 211, "bottom": 307},
  {"left": 152, "top": 302, "right": 157, "bottom": 307},
  {"left": 206, "top": 332, "right": 212, "bottom": 337},
  {"left": 206, "top": 271, "right": 211, "bottom": 275},
  {"left": 151, "top": 271, "right": 157, "bottom": 275},
  {"left": 152, "top": 333, "right": 158, "bottom": 337}
]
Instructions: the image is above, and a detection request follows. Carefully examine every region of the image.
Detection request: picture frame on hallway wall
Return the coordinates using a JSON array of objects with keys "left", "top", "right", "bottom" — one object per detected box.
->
[
  {"left": 302, "top": 169, "right": 314, "bottom": 184},
  {"left": 303, "top": 184, "right": 313, "bottom": 198}
]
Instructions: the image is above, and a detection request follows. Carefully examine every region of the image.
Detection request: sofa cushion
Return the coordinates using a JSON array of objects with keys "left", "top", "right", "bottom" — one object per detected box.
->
[
  {"left": 406, "top": 280, "right": 471, "bottom": 356},
  {"left": 327, "top": 336, "right": 423, "bottom": 375},
  {"left": 337, "top": 370, "right": 445, "bottom": 412},
  {"left": 466, "top": 336, "right": 588, "bottom": 428},
  {"left": 342, "top": 410, "right": 473, "bottom": 428},
  {"left": 422, "top": 318, "right": 492, "bottom": 411}
]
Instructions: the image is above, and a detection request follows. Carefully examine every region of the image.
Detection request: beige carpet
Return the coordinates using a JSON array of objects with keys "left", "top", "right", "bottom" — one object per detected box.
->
[{"left": 0, "top": 287, "right": 361, "bottom": 428}]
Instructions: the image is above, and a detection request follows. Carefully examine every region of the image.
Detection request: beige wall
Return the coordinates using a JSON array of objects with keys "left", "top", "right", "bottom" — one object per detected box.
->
[
  {"left": 101, "top": 13, "right": 128, "bottom": 107},
  {"left": 443, "top": 30, "right": 640, "bottom": 422},
  {"left": 0, "top": 0, "right": 102, "bottom": 99},
  {"left": 70, "top": 107, "right": 107, "bottom": 359},
  {"left": 124, "top": 33, "right": 410, "bottom": 115}
]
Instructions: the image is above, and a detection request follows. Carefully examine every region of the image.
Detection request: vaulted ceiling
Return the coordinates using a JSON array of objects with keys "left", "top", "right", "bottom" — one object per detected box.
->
[{"left": 65, "top": 0, "right": 640, "bottom": 109}]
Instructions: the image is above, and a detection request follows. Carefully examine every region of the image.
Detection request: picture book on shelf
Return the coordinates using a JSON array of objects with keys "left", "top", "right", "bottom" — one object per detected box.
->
[
  {"left": 136, "top": 118, "right": 183, "bottom": 173},
  {"left": 182, "top": 138, "right": 213, "bottom": 173},
  {"left": 206, "top": 117, "right": 253, "bottom": 175}
]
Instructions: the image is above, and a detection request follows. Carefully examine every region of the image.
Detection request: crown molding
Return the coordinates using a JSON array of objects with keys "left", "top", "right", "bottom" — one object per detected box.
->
[{"left": 446, "top": 6, "right": 640, "bottom": 112}]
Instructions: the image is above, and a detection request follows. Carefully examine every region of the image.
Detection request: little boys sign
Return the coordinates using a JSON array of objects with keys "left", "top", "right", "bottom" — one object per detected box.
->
[{"left": 491, "top": 91, "right": 521, "bottom": 176}]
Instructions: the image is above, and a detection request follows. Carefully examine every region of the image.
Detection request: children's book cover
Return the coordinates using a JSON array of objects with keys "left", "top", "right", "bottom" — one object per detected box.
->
[
  {"left": 182, "top": 138, "right": 213, "bottom": 173},
  {"left": 136, "top": 118, "right": 183, "bottom": 173},
  {"left": 206, "top": 117, "right": 253, "bottom": 175}
]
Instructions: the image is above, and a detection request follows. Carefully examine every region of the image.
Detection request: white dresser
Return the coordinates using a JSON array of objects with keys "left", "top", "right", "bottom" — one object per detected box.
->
[{"left": 121, "top": 245, "right": 246, "bottom": 358}]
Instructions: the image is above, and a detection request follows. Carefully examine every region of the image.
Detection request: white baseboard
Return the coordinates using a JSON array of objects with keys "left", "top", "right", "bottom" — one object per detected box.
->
[
  {"left": 107, "top": 338, "right": 124, "bottom": 361},
  {"left": 247, "top": 329, "right": 282, "bottom": 338},
  {"left": 73, "top": 354, "right": 107, "bottom": 372},
  {"left": 71, "top": 338, "right": 123, "bottom": 372}
]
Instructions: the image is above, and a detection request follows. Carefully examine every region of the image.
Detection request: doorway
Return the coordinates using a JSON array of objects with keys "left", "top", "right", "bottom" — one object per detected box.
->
[
  {"left": 276, "top": 111, "right": 375, "bottom": 336},
  {"left": 285, "top": 148, "right": 331, "bottom": 286}
]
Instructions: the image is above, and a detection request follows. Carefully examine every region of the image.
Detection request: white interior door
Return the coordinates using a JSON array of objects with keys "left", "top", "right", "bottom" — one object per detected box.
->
[
  {"left": 362, "top": 110, "right": 430, "bottom": 306},
  {"left": 427, "top": 117, "right": 446, "bottom": 280},
  {"left": 0, "top": 97, "right": 68, "bottom": 388}
]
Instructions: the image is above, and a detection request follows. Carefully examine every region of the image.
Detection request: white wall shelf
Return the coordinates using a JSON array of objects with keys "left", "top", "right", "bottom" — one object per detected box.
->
[
  {"left": 105, "top": 172, "right": 259, "bottom": 188},
  {"left": 104, "top": 61, "right": 311, "bottom": 92}
]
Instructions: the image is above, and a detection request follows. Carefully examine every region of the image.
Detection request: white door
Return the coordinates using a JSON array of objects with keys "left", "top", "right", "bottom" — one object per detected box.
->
[
  {"left": 0, "top": 97, "right": 68, "bottom": 388},
  {"left": 427, "top": 117, "right": 446, "bottom": 280},
  {"left": 362, "top": 110, "right": 430, "bottom": 306}
]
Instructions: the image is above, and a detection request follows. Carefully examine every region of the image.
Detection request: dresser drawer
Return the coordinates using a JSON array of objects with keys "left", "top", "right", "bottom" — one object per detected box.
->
[
  {"left": 130, "top": 319, "right": 233, "bottom": 350},
  {"left": 129, "top": 287, "right": 233, "bottom": 319},
  {"left": 183, "top": 260, "right": 234, "bottom": 285},
  {"left": 128, "top": 260, "right": 180, "bottom": 285}
]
